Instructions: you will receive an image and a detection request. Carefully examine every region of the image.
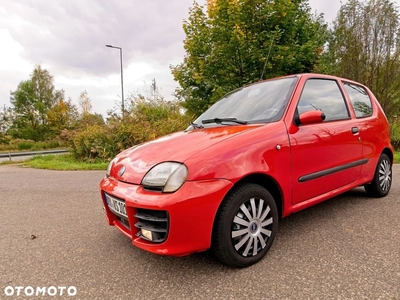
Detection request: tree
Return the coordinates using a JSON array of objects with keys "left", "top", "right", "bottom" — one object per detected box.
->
[
  {"left": 0, "top": 105, "right": 14, "bottom": 143},
  {"left": 31, "top": 65, "right": 64, "bottom": 125},
  {"left": 322, "top": 0, "right": 400, "bottom": 117},
  {"left": 0, "top": 105, "right": 14, "bottom": 134},
  {"left": 78, "top": 90, "right": 93, "bottom": 116},
  {"left": 9, "top": 65, "right": 64, "bottom": 141},
  {"left": 171, "top": 0, "right": 328, "bottom": 116},
  {"left": 46, "top": 98, "right": 79, "bottom": 137},
  {"left": 77, "top": 91, "right": 104, "bottom": 127}
]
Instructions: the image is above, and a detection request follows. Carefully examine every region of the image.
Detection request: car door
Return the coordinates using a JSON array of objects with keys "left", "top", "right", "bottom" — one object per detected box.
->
[
  {"left": 341, "top": 81, "right": 392, "bottom": 180},
  {"left": 288, "top": 77, "right": 364, "bottom": 204}
]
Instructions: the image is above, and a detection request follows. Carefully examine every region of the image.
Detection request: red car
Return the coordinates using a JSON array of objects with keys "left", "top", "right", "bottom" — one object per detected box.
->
[{"left": 100, "top": 73, "right": 393, "bottom": 267}]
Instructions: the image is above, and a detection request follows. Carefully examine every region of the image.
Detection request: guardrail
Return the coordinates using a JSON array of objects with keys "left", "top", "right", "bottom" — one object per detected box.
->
[{"left": 0, "top": 149, "right": 69, "bottom": 161}]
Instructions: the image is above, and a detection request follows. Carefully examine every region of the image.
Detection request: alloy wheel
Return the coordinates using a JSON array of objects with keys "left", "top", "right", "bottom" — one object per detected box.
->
[
  {"left": 231, "top": 197, "right": 274, "bottom": 257},
  {"left": 378, "top": 158, "right": 392, "bottom": 192}
]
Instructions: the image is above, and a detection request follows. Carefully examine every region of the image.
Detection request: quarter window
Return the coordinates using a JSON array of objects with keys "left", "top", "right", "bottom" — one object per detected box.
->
[
  {"left": 297, "top": 79, "right": 350, "bottom": 122},
  {"left": 343, "top": 82, "right": 373, "bottom": 118}
]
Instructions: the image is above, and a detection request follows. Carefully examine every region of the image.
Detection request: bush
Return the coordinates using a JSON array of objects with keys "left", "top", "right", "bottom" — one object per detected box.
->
[
  {"left": 0, "top": 139, "right": 62, "bottom": 152},
  {"left": 67, "top": 98, "right": 193, "bottom": 161},
  {"left": 16, "top": 139, "right": 35, "bottom": 150},
  {"left": 390, "top": 119, "right": 400, "bottom": 150},
  {"left": 0, "top": 133, "right": 11, "bottom": 145},
  {"left": 69, "top": 125, "right": 114, "bottom": 161}
]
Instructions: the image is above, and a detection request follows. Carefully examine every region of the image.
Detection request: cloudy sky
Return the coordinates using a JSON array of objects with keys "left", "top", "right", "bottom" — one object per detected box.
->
[{"left": 0, "top": 0, "right": 394, "bottom": 117}]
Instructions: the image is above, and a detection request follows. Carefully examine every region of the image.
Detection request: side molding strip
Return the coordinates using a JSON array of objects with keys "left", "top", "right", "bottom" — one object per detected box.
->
[{"left": 298, "top": 158, "right": 369, "bottom": 182}]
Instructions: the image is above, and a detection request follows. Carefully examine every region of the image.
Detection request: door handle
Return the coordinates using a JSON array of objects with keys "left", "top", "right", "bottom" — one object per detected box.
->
[{"left": 351, "top": 127, "right": 359, "bottom": 134}]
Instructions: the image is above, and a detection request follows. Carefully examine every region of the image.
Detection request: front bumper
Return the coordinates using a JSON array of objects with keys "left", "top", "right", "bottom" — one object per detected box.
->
[{"left": 100, "top": 177, "right": 233, "bottom": 256}]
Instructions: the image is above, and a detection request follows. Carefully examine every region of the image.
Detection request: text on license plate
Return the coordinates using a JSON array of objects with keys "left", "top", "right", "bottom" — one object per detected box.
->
[{"left": 105, "top": 194, "right": 127, "bottom": 218}]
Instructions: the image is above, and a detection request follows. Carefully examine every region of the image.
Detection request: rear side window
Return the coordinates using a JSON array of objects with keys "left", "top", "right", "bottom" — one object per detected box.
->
[
  {"left": 343, "top": 83, "right": 373, "bottom": 118},
  {"left": 297, "top": 79, "right": 350, "bottom": 122}
]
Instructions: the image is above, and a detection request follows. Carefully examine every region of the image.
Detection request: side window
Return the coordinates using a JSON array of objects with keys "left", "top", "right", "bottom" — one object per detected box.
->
[
  {"left": 297, "top": 79, "right": 350, "bottom": 122},
  {"left": 343, "top": 82, "right": 373, "bottom": 118}
]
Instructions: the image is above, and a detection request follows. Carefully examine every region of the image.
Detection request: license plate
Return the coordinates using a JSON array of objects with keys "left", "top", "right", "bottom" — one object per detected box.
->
[{"left": 105, "top": 194, "right": 127, "bottom": 218}]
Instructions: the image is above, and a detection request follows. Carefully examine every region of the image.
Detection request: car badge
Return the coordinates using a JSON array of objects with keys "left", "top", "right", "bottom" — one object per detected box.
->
[
  {"left": 118, "top": 166, "right": 126, "bottom": 177},
  {"left": 250, "top": 222, "right": 258, "bottom": 233}
]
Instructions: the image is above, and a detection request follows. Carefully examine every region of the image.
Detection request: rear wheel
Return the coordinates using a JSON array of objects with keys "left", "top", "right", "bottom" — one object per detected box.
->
[
  {"left": 364, "top": 153, "right": 392, "bottom": 197},
  {"left": 212, "top": 183, "right": 278, "bottom": 267}
]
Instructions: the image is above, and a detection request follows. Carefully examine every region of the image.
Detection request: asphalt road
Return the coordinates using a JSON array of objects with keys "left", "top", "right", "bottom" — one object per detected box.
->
[{"left": 0, "top": 165, "right": 399, "bottom": 300}]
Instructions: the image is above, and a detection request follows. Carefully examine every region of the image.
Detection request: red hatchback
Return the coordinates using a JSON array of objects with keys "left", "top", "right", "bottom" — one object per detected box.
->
[{"left": 100, "top": 74, "right": 393, "bottom": 267}]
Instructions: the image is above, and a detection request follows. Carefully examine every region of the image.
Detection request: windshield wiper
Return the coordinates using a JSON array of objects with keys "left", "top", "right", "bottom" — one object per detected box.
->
[
  {"left": 190, "top": 122, "right": 204, "bottom": 129},
  {"left": 201, "top": 117, "right": 248, "bottom": 125}
]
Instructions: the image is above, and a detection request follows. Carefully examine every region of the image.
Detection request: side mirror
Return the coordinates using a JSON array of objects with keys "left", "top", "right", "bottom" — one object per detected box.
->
[{"left": 294, "top": 110, "right": 326, "bottom": 126}]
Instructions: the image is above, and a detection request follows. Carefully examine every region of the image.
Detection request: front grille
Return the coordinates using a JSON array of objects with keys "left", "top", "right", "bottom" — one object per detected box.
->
[{"left": 134, "top": 209, "right": 169, "bottom": 243}]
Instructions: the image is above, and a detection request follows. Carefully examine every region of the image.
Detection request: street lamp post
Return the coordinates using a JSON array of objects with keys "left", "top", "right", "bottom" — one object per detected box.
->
[{"left": 105, "top": 44, "right": 124, "bottom": 117}]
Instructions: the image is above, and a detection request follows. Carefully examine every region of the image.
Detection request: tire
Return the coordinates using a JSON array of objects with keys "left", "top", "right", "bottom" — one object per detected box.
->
[
  {"left": 212, "top": 183, "right": 278, "bottom": 268},
  {"left": 364, "top": 153, "right": 392, "bottom": 197}
]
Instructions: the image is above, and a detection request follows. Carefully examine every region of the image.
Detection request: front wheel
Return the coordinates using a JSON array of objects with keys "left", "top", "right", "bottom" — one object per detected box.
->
[
  {"left": 212, "top": 183, "right": 278, "bottom": 267},
  {"left": 364, "top": 153, "right": 392, "bottom": 197}
]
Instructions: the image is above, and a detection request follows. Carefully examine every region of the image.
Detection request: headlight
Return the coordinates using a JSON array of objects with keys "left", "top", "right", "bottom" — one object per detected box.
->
[
  {"left": 142, "top": 162, "right": 188, "bottom": 193},
  {"left": 106, "top": 158, "right": 116, "bottom": 178}
]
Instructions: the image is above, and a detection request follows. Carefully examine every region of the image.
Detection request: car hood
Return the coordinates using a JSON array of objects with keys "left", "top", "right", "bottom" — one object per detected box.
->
[{"left": 111, "top": 124, "right": 262, "bottom": 184}]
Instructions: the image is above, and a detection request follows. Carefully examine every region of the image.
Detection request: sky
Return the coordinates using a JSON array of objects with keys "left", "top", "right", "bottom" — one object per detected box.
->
[{"left": 0, "top": 0, "right": 396, "bottom": 117}]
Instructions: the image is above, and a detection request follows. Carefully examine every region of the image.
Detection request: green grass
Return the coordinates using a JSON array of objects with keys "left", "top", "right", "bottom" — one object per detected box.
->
[
  {"left": 0, "top": 160, "right": 22, "bottom": 166},
  {"left": 394, "top": 151, "right": 400, "bottom": 163},
  {"left": 24, "top": 154, "right": 109, "bottom": 170}
]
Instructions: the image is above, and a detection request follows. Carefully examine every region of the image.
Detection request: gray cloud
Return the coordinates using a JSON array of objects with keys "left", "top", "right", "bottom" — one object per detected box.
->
[{"left": 1, "top": 0, "right": 202, "bottom": 77}]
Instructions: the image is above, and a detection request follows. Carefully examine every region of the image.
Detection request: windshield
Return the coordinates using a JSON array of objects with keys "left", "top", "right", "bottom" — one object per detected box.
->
[{"left": 193, "top": 76, "right": 298, "bottom": 126}]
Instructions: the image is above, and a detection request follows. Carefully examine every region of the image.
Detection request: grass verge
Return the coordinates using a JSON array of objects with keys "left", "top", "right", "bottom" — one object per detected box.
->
[
  {"left": 24, "top": 154, "right": 108, "bottom": 170},
  {"left": 0, "top": 160, "right": 22, "bottom": 165},
  {"left": 394, "top": 151, "right": 400, "bottom": 163}
]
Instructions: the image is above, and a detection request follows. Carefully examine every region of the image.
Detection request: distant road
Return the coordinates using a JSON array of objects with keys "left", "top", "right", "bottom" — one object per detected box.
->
[
  {"left": 0, "top": 154, "right": 32, "bottom": 163},
  {"left": 0, "top": 165, "right": 399, "bottom": 299},
  {"left": 0, "top": 149, "right": 69, "bottom": 163}
]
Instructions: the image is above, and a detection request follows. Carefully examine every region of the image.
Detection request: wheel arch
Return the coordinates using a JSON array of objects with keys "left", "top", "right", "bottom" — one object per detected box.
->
[
  {"left": 382, "top": 147, "right": 394, "bottom": 164},
  {"left": 214, "top": 173, "right": 284, "bottom": 223},
  {"left": 234, "top": 174, "right": 283, "bottom": 219}
]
